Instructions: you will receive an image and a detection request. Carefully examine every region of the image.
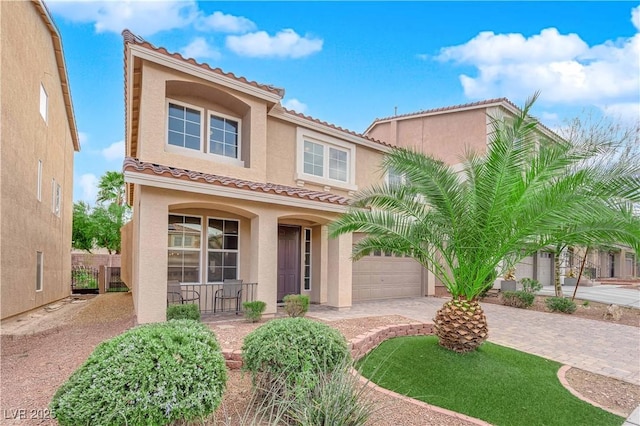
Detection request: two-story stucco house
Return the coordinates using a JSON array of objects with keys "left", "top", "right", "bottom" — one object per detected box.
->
[
  {"left": 120, "top": 31, "right": 435, "bottom": 324},
  {"left": 0, "top": 0, "right": 79, "bottom": 320},
  {"left": 365, "top": 100, "right": 638, "bottom": 286}
]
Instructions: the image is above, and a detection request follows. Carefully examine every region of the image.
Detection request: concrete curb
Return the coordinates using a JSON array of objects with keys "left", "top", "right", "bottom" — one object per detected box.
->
[{"left": 622, "top": 405, "right": 640, "bottom": 426}]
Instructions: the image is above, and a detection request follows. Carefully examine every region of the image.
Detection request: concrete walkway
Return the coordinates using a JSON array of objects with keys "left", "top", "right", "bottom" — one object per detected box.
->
[
  {"left": 309, "top": 297, "right": 640, "bottom": 385},
  {"left": 538, "top": 285, "right": 640, "bottom": 309}
]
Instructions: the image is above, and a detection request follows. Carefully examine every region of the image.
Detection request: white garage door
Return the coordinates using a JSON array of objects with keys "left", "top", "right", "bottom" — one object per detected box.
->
[
  {"left": 537, "top": 251, "right": 553, "bottom": 286},
  {"left": 352, "top": 234, "right": 423, "bottom": 301}
]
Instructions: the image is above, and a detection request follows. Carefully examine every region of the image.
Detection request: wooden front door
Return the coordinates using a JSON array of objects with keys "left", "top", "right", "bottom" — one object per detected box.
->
[{"left": 278, "top": 225, "right": 300, "bottom": 301}]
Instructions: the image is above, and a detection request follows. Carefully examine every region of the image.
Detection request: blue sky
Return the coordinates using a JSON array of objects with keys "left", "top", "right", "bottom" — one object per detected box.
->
[{"left": 46, "top": 1, "right": 640, "bottom": 204}]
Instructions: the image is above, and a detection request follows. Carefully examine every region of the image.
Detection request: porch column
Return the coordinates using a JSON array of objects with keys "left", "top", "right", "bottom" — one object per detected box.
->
[
  {"left": 326, "top": 232, "right": 352, "bottom": 309},
  {"left": 425, "top": 268, "right": 435, "bottom": 296},
  {"left": 134, "top": 188, "right": 168, "bottom": 323},
  {"left": 311, "top": 225, "right": 329, "bottom": 304},
  {"left": 250, "top": 210, "right": 278, "bottom": 315}
]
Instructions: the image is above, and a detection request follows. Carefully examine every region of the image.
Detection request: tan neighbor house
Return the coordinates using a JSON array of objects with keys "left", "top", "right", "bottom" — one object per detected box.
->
[
  {"left": 365, "top": 100, "right": 638, "bottom": 287},
  {"left": 0, "top": 0, "right": 79, "bottom": 319},
  {"left": 120, "top": 31, "right": 435, "bottom": 324}
]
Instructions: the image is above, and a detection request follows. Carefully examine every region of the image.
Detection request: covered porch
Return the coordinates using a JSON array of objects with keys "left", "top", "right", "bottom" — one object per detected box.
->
[{"left": 122, "top": 178, "right": 353, "bottom": 324}]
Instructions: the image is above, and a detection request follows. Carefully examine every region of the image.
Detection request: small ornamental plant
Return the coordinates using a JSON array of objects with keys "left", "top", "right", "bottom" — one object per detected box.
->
[
  {"left": 50, "top": 320, "right": 227, "bottom": 425},
  {"left": 166, "top": 303, "right": 200, "bottom": 321},
  {"left": 243, "top": 300, "right": 267, "bottom": 323},
  {"left": 242, "top": 317, "right": 349, "bottom": 393},
  {"left": 501, "top": 291, "right": 535, "bottom": 309},
  {"left": 283, "top": 294, "right": 310, "bottom": 317},
  {"left": 503, "top": 268, "right": 516, "bottom": 281},
  {"left": 566, "top": 268, "right": 576, "bottom": 278},
  {"left": 545, "top": 297, "right": 577, "bottom": 314},
  {"left": 520, "top": 278, "right": 542, "bottom": 294}
]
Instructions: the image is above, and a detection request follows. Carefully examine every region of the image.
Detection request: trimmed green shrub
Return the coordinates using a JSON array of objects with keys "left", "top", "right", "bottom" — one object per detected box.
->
[
  {"left": 243, "top": 300, "right": 267, "bottom": 323},
  {"left": 545, "top": 297, "right": 577, "bottom": 314},
  {"left": 520, "top": 277, "right": 542, "bottom": 294},
  {"left": 50, "top": 320, "right": 227, "bottom": 425},
  {"left": 166, "top": 303, "right": 200, "bottom": 321},
  {"left": 501, "top": 290, "right": 535, "bottom": 308},
  {"left": 242, "top": 317, "right": 349, "bottom": 393},
  {"left": 283, "top": 294, "right": 310, "bottom": 317}
]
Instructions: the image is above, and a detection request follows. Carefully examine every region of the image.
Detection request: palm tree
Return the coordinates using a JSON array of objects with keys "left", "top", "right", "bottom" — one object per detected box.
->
[
  {"left": 96, "top": 171, "right": 125, "bottom": 207},
  {"left": 330, "top": 96, "right": 640, "bottom": 353}
]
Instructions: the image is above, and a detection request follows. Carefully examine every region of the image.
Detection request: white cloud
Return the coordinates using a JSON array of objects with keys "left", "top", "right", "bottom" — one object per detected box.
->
[
  {"left": 226, "top": 29, "right": 323, "bottom": 58},
  {"left": 47, "top": 0, "right": 198, "bottom": 37},
  {"left": 632, "top": 5, "right": 640, "bottom": 32},
  {"left": 78, "top": 173, "right": 99, "bottom": 203},
  {"left": 102, "top": 140, "right": 125, "bottom": 162},
  {"left": 282, "top": 98, "right": 308, "bottom": 113},
  {"left": 540, "top": 111, "right": 560, "bottom": 122},
  {"left": 181, "top": 37, "right": 221, "bottom": 60},
  {"left": 436, "top": 10, "right": 640, "bottom": 113},
  {"left": 600, "top": 102, "right": 640, "bottom": 125},
  {"left": 197, "top": 11, "right": 255, "bottom": 33},
  {"left": 78, "top": 131, "right": 88, "bottom": 147}
]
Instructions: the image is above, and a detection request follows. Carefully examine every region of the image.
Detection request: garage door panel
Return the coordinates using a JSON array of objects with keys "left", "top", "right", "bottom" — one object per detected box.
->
[{"left": 353, "top": 255, "right": 423, "bottom": 301}]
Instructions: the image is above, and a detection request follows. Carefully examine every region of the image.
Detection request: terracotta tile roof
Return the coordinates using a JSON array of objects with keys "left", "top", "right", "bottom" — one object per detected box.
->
[
  {"left": 122, "top": 30, "right": 284, "bottom": 97},
  {"left": 282, "top": 107, "right": 396, "bottom": 149},
  {"left": 32, "top": 0, "right": 80, "bottom": 151},
  {"left": 373, "top": 98, "right": 518, "bottom": 123},
  {"left": 123, "top": 157, "right": 351, "bottom": 206}
]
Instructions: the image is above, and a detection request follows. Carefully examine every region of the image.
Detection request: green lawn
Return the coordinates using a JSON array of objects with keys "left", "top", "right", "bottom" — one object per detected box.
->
[{"left": 358, "top": 336, "right": 623, "bottom": 426}]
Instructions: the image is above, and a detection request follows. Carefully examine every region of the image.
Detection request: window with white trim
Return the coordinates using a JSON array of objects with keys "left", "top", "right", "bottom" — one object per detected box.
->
[
  {"left": 168, "top": 215, "right": 202, "bottom": 283},
  {"left": 40, "top": 84, "right": 48, "bottom": 123},
  {"left": 296, "top": 128, "right": 356, "bottom": 189},
  {"left": 52, "top": 179, "right": 61, "bottom": 216},
  {"left": 209, "top": 114, "right": 239, "bottom": 159},
  {"left": 303, "top": 228, "right": 312, "bottom": 291},
  {"left": 207, "top": 218, "right": 239, "bottom": 282},
  {"left": 386, "top": 166, "right": 406, "bottom": 187},
  {"left": 37, "top": 160, "right": 42, "bottom": 201},
  {"left": 167, "top": 100, "right": 242, "bottom": 162},
  {"left": 36, "top": 251, "right": 43, "bottom": 291}
]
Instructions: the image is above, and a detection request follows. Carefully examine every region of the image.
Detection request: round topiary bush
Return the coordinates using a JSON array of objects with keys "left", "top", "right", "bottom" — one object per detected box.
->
[
  {"left": 242, "top": 317, "right": 349, "bottom": 392},
  {"left": 50, "top": 320, "right": 227, "bottom": 425}
]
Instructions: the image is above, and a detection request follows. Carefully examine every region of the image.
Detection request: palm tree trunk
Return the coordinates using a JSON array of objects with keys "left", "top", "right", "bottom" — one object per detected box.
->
[
  {"left": 553, "top": 244, "right": 565, "bottom": 297},
  {"left": 433, "top": 299, "right": 488, "bottom": 353}
]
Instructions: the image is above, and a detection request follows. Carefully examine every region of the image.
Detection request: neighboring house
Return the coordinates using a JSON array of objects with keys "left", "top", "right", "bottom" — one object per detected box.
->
[
  {"left": 120, "top": 31, "right": 435, "bottom": 323},
  {"left": 0, "top": 0, "right": 79, "bottom": 319},
  {"left": 365, "top": 99, "right": 638, "bottom": 287}
]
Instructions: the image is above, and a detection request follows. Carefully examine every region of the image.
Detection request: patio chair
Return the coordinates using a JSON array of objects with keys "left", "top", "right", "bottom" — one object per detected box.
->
[
  {"left": 167, "top": 280, "right": 200, "bottom": 305},
  {"left": 214, "top": 279, "right": 243, "bottom": 314}
]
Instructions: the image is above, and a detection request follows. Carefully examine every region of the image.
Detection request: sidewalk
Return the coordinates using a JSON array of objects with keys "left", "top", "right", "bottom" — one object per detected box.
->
[
  {"left": 309, "top": 297, "right": 640, "bottom": 385},
  {"left": 538, "top": 285, "right": 640, "bottom": 309}
]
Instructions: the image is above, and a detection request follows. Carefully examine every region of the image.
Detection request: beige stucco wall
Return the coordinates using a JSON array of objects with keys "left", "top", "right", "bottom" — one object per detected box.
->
[
  {"left": 0, "top": 1, "right": 75, "bottom": 319},
  {"left": 135, "top": 61, "right": 269, "bottom": 183},
  {"left": 367, "top": 109, "right": 489, "bottom": 166}
]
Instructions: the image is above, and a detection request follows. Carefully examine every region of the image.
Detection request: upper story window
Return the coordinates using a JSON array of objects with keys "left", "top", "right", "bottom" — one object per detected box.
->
[
  {"left": 209, "top": 114, "right": 239, "bottom": 159},
  {"left": 52, "top": 179, "right": 61, "bottom": 216},
  {"left": 39, "top": 84, "right": 48, "bottom": 123},
  {"left": 168, "top": 103, "right": 202, "bottom": 150},
  {"left": 386, "top": 166, "right": 406, "bottom": 187},
  {"left": 166, "top": 99, "right": 242, "bottom": 166},
  {"left": 296, "top": 128, "right": 357, "bottom": 191}
]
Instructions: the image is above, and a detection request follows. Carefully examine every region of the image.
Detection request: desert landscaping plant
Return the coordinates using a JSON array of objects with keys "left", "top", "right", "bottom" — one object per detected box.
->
[
  {"left": 521, "top": 277, "right": 543, "bottom": 294},
  {"left": 283, "top": 294, "right": 310, "bottom": 317},
  {"left": 166, "top": 303, "right": 200, "bottom": 321},
  {"left": 242, "top": 318, "right": 349, "bottom": 394},
  {"left": 545, "top": 297, "right": 577, "bottom": 314},
  {"left": 50, "top": 320, "right": 227, "bottom": 425},
  {"left": 243, "top": 300, "right": 267, "bottom": 323},
  {"left": 501, "top": 290, "right": 535, "bottom": 308},
  {"left": 330, "top": 95, "right": 640, "bottom": 353}
]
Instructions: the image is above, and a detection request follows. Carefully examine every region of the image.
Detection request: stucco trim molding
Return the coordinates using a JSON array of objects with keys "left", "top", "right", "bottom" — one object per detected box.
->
[{"left": 124, "top": 171, "right": 350, "bottom": 213}]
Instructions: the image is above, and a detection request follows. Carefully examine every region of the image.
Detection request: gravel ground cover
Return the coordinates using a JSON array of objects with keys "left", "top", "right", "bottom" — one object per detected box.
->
[{"left": 1, "top": 293, "right": 638, "bottom": 425}]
